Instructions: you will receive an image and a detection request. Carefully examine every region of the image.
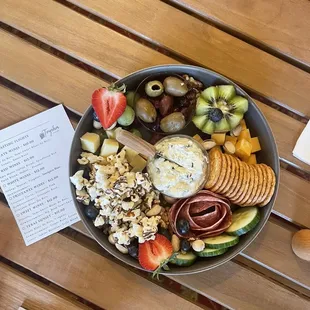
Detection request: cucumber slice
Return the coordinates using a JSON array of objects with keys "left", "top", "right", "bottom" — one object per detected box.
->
[
  {"left": 170, "top": 252, "right": 197, "bottom": 266},
  {"left": 196, "top": 247, "right": 228, "bottom": 257},
  {"left": 226, "top": 207, "right": 260, "bottom": 236},
  {"left": 203, "top": 234, "right": 239, "bottom": 249}
]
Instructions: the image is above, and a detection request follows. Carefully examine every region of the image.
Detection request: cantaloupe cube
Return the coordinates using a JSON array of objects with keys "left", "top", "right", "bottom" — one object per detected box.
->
[
  {"left": 238, "top": 129, "right": 251, "bottom": 142},
  {"left": 123, "top": 146, "right": 138, "bottom": 162},
  {"left": 211, "top": 133, "right": 226, "bottom": 145},
  {"left": 130, "top": 154, "right": 147, "bottom": 172},
  {"left": 225, "top": 135, "right": 237, "bottom": 146},
  {"left": 100, "top": 139, "right": 119, "bottom": 157},
  {"left": 240, "top": 119, "right": 247, "bottom": 130},
  {"left": 192, "top": 134, "right": 204, "bottom": 144},
  {"left": 246, "top": 154, "right": 257, "bottom": 165},
  {"left": 80, "top": 132, "right": 100, "bottom": 153},
  {"left": 251, "top": 137, "right": 261, "bottom": 153},
  {"left": 235, "top": 138, "right": 252, "bottom": 160}
]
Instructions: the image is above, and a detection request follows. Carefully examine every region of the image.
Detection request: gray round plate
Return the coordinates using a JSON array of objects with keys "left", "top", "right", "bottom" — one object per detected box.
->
[{"left": 69, "top": 65, "right": 280, "bottom": 275}]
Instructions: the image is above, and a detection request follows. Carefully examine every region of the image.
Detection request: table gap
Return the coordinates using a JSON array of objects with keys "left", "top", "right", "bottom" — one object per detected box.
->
[
  {"left": 52, "top": 0, "right": 309, "bottom": 123},
  {"left": 0, "top": 255, "right": 105, "bottom": 310},
  {"left": 163, "top": 0, "right": 310, "bottom": 74}
]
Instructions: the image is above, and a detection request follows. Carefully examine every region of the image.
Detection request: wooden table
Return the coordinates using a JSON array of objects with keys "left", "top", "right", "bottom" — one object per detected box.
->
[{"left": 0, "top": 1, "right": 310, "bottom": 309}]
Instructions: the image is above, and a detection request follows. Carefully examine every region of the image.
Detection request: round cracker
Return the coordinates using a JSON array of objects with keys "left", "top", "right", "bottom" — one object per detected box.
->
[
  {"left": 217, "top": 154, "right": 232, "bottom": 193},
  {"left": 210, "top": 152, "right": 227, "bottom": 193},
  {"left": 249, "top": 165, "right": 264, "bottom": 206},
  {"left": 221, "top": 155, "right": 237, "bottom": 194},
  {"left": 256, "top": 164, "right": 272, "bottom": 205},
  {"left": 258, "top": 166, "right": 276, "bottom": 207},
  {"left": 226, "top": 158, "right": 243, "bottom": 198},
  {"left": 205, "top": 147, "right": 222, "bottom": 189},
  {"left": 241, "top": 164, "right": 259, "bottom": 206},
  {"left": 231, "top": 162, "right": 250, "bottom": 204}
]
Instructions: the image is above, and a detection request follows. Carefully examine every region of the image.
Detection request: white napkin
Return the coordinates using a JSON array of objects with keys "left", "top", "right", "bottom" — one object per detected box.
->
[{"left": 293, "top": 120, "right": 310, "bottom": 165}]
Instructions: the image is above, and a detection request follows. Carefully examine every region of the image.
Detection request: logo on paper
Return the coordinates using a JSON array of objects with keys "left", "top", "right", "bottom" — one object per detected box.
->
[{"left": 39, "top": 125, "right": 60, "bottom": 139}]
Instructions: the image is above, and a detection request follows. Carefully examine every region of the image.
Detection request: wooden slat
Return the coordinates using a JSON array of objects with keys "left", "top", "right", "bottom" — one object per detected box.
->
[
  {"left": 169, "top": 0, "right": 310, "bottom": 66},
  {"left": 1, "top": 30, "right": 310, "bottom": 227},
  {"left": 57, "top": 0, "right": 310, "bottom": 117},
  {"left": 0, "top": 30, "right": 104, "bottom": 114},
  {"left": 0, "top": 204, "right": 203, "bottom": 310},
  {"left": 1, "top": 204, "right": 309, "bottom": 310},
  {"left": 0, "top": 262, "right": 90, "bottom": 310}
]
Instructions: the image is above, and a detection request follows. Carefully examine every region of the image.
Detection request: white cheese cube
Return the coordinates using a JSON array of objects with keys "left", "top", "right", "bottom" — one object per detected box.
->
[
  {"left": 106, "top": 128, "right": 117, "bottom": 139},
  {"left": 130, "top": 154, "right": 147, "bottom": 172},
  {"left": 100, "top": 139, "right": 119, "bottom": 157},
  {"left": 80, "top": 132, "right": 100, "bottom": 153},
  {"left": 122, "top": 146, "right": 138, "bottom": 163}
]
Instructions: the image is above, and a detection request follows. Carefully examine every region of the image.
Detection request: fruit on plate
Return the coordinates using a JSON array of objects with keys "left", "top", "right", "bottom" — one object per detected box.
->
[
  {"left": 246, "top": 154, "right": 257, "bottom": 165},
  {"left": 193, "top": 85, "right": 248, "bottom": 134},
  {"left": 203, "top": 234, "right": 239, "bottom": 249},
  {"left": 126, "top": 91, "right": 140, "bottom": 108},
  {"left": 211, "top": 133, "right": 226, "bottom": 145},
  {"left": 92, "top": 84, "right": 127, "bottom": 129},
  {"left": 139, "top": 234, "right": 173, "bottom": 271},
  {"left": 170, "top": 252, "right": 197, "bottom": 266},
  {"left": 80, "top": 132, "right": 100, "bottom": 153},
  {"left": 235, "top": 138, "right": 252, "bottom": 160},
  {"left": 100, "top": 138, "right": 119, "bottom": 157},
  {"left": 226, "top": 207, "right": 260, "bottom": 236},
  {"left": 251, "top": 137, "right": 261, "bottom": 153},
  {"left": 117, "top": 105, "right": 135, "bottom": 126}
]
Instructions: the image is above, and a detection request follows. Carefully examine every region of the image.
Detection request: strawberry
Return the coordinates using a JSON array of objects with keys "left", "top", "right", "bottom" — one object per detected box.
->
[
  {"left": 92, "top": 84, "right": 127, "bottom": 129},
  {"left": 139, "top": 234, "right": 173, "bottom": 271}
]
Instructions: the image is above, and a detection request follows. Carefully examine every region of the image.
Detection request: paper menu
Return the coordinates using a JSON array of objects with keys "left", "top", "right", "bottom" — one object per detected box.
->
[{"left": 0, "top": 105, "right": 79, "bottom": 246}]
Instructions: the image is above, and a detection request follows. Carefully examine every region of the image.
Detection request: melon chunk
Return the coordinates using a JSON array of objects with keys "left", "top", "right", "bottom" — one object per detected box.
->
[
  {"left": 240, "top": 119, "right": 247, "bottom": 130},
  {"left": 100, "top": 139, "right": 119, "bottom": 157},
  {"left": 225, "top": 135, "right": 237, "bottom": 146},
  {"left": 238, "top": 129, "right": 251, "bottom": 142},
  {"left": 235, "top": 138, "right": 252, "bottom": 160},
  {"left": 251, "top": 137, "right": 261, "bottom": 153},
  {"left": 246, "top": 154, "right": 257, "bottom": 165},
  {"left": 80, "top": 132, "right": 100, "bottom": 153}
]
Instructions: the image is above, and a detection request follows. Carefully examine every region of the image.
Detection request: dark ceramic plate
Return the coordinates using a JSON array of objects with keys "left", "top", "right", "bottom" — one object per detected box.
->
[{"left": 69, "top": 65, "right": 280, "bottom": 275}]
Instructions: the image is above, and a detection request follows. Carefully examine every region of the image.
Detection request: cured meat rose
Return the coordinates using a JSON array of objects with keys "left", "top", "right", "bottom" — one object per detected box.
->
[{"left": 169, "top": 190, "right": 232, "bottom": 238}]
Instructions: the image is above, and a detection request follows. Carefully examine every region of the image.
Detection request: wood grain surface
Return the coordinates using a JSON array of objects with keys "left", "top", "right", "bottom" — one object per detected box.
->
[
  {"left": 0, "top": 262, "right": 91, "bottom": 310},
  {"left": 0, "top": 203, "right": 203, "bottom": 310},
  {"left": 170, "top": 0, "right": 310, "bottom": 65},
  {"left": 1, "top": 203, "right": 309, "bottom": 310},
  {"left": 62, "top": 0, "right": 310, "bottom": 117}
]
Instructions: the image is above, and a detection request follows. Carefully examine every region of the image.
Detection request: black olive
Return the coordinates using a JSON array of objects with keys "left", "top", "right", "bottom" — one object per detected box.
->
[
  {"left": 84, "top": 205, "right": 99, "bottom": 220},
  {"left": 176, "top": 218, "right": 190, "bottom": 236},
  {"left": 158, "top": 227, "right": 172, "bottom": 241},
  {"left": 180, "top": 239, "right": 191, "bottom": 253},
  {"left": 127, "top": 239, "right": 139, "bottom": 259},
  {"left": 209, "top": 108, "right": 223, "bottom": 122},
  {"left": 93, "top": 110, "right": 99, "bottom": 122}
]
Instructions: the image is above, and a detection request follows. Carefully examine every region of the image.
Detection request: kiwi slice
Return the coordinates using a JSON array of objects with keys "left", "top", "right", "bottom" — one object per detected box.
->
[{"left": 193, "top": 85, "right": 248, "bottom": 134}]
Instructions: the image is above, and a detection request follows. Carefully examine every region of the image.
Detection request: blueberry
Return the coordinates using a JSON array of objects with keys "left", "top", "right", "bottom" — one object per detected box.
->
[
  {"left": 84, "top": 205, "right": 99, "bottom": 220},
  {"left": 158, "top": 226, "right": 172, "bottom": 241},
  {"left": 176, "top": 218, "right": 190, "bottom": 235},
  {"left": 127, "top": 239, "right": 139, "bottom": 259},
  {"left": 180, "top": 239, "right": 191, "bottom": 253},
  {"left": 209, "top": 108, "right": 223, "bottom": 122},
  {"left": 93, "top": 110, "right": 99, "bottom": 122}
]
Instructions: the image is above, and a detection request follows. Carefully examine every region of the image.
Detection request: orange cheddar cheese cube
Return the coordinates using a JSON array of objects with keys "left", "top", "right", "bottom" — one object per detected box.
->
[
  {"left": 251, "top": 137, "right": 261, "bottom": 153},
  {"left": 240, "top": 119, "right": 247, "bottom": 130},
  {"left": 225, "top": 135, "right": 238, "bottom": 146},
  {"left": 211, "top": 133, "right": 226, "bottom": 145},
  {"left": 238, "top": 129, "right": 251, "bottom": 142},
  {"left": 235, "top": 138, "right": 252, "bottom": 160},
  {"left": 246, "top": 154, "right": 257, "bottom": 165}
]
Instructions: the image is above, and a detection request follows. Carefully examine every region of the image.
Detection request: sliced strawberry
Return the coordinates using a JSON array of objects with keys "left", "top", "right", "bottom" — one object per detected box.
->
[
  {"left": 92, "top": 84, "right": 127, "bottom": 129},
  {"left": 139, "top": 234, "right": 173, "bottom": 271}
]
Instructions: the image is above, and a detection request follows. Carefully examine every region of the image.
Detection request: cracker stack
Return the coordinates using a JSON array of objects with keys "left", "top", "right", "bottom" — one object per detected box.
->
[{"left": 205, "top": 147, "right": 276, "bottom": 207}]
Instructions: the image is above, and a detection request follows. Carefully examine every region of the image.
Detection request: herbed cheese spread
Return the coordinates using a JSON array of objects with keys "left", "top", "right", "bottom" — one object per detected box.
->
[{"left": 147, "top": 136, "right": 208, "bottom": 198}]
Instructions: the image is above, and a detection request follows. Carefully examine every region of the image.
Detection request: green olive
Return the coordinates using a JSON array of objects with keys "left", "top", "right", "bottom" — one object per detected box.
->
[
  {"left": 145, "top": 80, "right": 164, "bottom": 97},
  {"left": 163, "top": 76, "right": 188, "bottom": 97},
  {"left": 136, "top": 98, "right": 157, "bottom": 123},
  {"left": 160, "top": 112, "right": 186, "bottom": 133},
  {"left": 126, "top": 91, "right": 140, "bottom": 109},
  {"left": 130, "top": 128, "right": 142, "bottom": 138}
]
